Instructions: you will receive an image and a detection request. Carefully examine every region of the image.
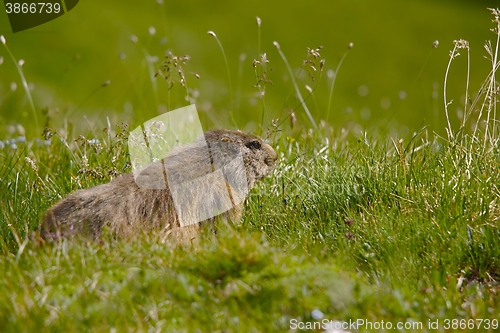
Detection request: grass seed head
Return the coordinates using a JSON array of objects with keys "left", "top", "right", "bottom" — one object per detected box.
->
[
  {"left": 129, "top": 34, "right": 138, "bottom": 43},
  {"left": 488, "top": 7, "right": 500, "bottom": 23}
]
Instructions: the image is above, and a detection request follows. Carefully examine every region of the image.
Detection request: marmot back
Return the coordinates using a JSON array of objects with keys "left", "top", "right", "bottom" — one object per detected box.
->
[{"left": 41, "top": 129, "right": 277, "bottom": 242}]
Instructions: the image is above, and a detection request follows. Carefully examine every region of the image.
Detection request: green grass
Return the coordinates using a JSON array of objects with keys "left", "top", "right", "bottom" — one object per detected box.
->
[
  {"left": 0, "top": 126, "right": 500, "bottom": 332},
  {"left": 1, "top": 5, "right": 500, "bottom": 333},
  {"left": 1, "top": 124, "right": 499, "bottom": 332}
]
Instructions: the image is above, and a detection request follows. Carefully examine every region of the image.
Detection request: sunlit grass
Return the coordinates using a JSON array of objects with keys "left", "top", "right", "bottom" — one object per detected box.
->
[{"left": 1, "top": 121, "right": 499, "bottom": 331}]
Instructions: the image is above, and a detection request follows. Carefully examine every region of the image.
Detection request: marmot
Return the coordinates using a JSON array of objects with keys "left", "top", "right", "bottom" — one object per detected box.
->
[{"left": 40, "top": 129, "right": 277, "bottom": 243}]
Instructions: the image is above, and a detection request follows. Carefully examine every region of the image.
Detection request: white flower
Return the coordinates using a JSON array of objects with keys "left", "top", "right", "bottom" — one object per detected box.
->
[{"left": 311, "top": 309, "right": 324, "bottom": 320}]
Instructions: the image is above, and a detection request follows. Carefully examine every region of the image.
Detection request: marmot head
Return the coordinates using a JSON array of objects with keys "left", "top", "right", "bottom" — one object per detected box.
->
[{"left": 204, "top": 130, "right": 277, "bottom": 188}]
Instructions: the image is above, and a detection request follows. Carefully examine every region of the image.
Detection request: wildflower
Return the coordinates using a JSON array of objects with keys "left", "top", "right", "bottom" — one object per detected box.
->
[
  {"left": 454, "top": 39, "right": 469, "bottom": 49},
  {"left": 307, "top": 46, "right": 322, "bottom": 59},
  {"left": 344, "top": 219, "right": 353, "bottom": 226},
  {"left": 252, "top": 59, "right": 260, "bottom": 69},
  {"left": 260, "top": 53, "right": 269, "bottom": 64},
  {"left": 0, "top": 141, "right": 4, "bottom": 149}
]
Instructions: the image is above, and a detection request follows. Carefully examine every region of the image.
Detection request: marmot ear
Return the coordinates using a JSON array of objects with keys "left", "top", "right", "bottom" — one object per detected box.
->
[{"left": 220, "top": 136, "right": 232, "bottom": 142}]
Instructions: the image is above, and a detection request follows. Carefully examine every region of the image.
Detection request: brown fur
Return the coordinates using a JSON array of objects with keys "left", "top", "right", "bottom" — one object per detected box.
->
[{"left": 40, "top": 129, "right": 277, "bottom": 243}]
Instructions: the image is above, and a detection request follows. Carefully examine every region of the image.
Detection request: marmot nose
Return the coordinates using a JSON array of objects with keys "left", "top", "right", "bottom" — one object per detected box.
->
[{"left": 263, "top": 143, "right": 277, "bottom": 166}]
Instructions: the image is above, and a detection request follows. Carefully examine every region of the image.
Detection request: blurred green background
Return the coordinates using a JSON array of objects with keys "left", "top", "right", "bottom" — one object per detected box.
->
[{"left": 0, "top": 0, "right": 499, "bottom": 138}]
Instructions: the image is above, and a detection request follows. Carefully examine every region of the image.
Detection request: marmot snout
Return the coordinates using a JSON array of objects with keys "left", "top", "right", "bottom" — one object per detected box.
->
[{"left": 41, "top": 129, "right": 277, "bottom": 242}]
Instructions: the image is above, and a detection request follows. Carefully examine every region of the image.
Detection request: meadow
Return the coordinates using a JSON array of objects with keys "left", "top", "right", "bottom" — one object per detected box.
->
[{"left": 1, "top": 1, "right": 500, "bottom": 332}]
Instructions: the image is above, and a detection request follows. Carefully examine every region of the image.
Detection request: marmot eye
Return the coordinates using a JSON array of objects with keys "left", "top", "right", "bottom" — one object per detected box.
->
[{"left": 247, "top": 140, "right": 261, "bottom": 150}]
